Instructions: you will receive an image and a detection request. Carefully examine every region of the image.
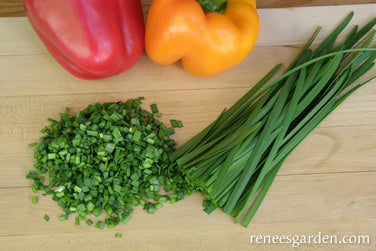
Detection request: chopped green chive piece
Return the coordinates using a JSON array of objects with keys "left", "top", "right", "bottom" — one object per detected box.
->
[
  {"left": 150, "top": 104, "right": 159, "bottom": 114},
  {"left": 155, "top": 202, "right": 163, "bottom": 210},
  {"left": 26, "top": 170, "right": 38, "bottom": 180},
  {"left": 156, "top": 196, "right": 169, "bottom": 202},
  {"left": 47, "top": 153, "right": 56, "bottom": 160},
  {"left": 44, "top": 214, "right": 50, "bottom": 222},
  {"left": 92, "top": 208, "right": 102, "bottom": 217},
  {"left": 121, "top": 214, "right": 131, "bottom": 224},
  {"left": 85, "top": 219, "right": 94, "bottom": 226},
  {"left": 106, "top": 217, "right": 120, "bottom": 229},
  {"left": 144, "top": 202, "right": 155, "bottom": 214},
  {"left": 166, "top": 127, "right": 175, "bottom": 135},
  {"left": 77, "top": 204, "right": 86, "bottom": 212},
  {"left": 59, "top": 215, "right": 68, "bottom": 221},
  {"left": 115, "top": 233, "right": 122, "bottom": 238},
  {"left": 28, "top": 142, "right": 37, "bottom": 148},
  {"left": 110, "top": 112, "right": 123, "bottom": 122},
  {"left": 87, "top": 202, "right": 95, "bottom": 212},
  {"left": 95, "top": 221, "right": 105, "bottom": 230},
  {"left": 105, "top": 143, "right": 116, "bottom": 153},
  {"left": 131, "top": 118, "right": 140, "bottom": 126},
  {"left": 75, "top": 217, "right": 80, "bottom": 225},
  {"left": 133, "top": 130, "right": 142, "bottom": 142},
  {"left": 171, "top": 120, "right": 183, "bottom": 128},
  {"left": 87, "top": 130, "right": 98, "bottom": 137},
  {"left": 32, "top": 196, "right": 38, "bottom": 204},
  {"left": 104, "top": 204, "right": 113, "bottom": 216}
]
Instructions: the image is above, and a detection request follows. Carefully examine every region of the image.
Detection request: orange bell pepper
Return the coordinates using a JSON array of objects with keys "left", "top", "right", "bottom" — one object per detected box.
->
[{"left": 145, "top": 0, "right": 260, "bottom": 77}]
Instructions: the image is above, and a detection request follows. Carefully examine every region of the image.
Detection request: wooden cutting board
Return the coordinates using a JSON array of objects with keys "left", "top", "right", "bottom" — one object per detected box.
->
[{"left": 0, "top": 4, "right": 375, "bottom": 250}]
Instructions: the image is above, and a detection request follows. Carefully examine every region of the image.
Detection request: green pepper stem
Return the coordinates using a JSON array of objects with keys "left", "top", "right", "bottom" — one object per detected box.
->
[{"left": 196, "top": 0, "right": 228, "bottom": 13}]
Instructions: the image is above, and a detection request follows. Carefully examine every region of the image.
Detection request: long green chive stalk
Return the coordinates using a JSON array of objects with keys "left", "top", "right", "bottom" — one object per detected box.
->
[{"left": 169, "top": 12, "right": 376, "bottom": 227}]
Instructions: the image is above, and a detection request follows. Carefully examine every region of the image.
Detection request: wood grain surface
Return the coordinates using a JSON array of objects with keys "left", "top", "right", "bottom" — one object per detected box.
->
[
  {"left": 1, "top": 0, "right": 376, "bottom": 16},
  {"left": 0, "top": 2, "right": 375, "bottom": 251}
]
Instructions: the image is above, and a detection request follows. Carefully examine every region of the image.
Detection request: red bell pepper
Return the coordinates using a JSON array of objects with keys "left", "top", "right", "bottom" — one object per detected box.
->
[{"left": 24, "top": 0, "right": 145, "bottom": 79}]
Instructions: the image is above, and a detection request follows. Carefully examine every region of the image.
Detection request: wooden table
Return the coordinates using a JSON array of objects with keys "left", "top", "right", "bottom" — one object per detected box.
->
[{"left": 0, "top": 1, "right": 375, "bottom": 250}]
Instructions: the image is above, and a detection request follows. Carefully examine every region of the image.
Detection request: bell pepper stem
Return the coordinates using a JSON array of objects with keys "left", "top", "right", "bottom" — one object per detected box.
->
[{"left": 196, "top": 0, "right": 228, "bottom": 13}]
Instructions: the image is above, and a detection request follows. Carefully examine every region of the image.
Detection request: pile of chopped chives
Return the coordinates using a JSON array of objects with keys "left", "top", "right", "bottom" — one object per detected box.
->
[{"left": 27, "top": 98, "right": 194, "bottom": 229}]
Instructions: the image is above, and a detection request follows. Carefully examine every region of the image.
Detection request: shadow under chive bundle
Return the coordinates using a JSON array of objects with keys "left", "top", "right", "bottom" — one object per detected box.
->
[{"left": 27, "top": 98, "right": 195, "bottom": 229}]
